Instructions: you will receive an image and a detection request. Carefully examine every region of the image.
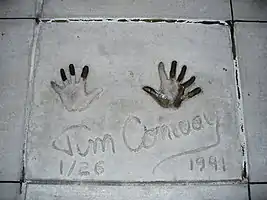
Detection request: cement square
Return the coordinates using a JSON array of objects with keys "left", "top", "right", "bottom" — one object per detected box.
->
[
  {"left": 236, "top": 23, "right": 267, "bottom": 182},
  {"left": 232, "top": 0, "right": 267, "bottom": 20},
  {"left": 0, "top": 183, "right": 21, "bottom": 200},
  {"left": 42, "top": 0, "right": 231, "bottom": 20},
  {"left": 25, "top": 184, "right": 248, "bottom": 200},
  {"left": 26, "top": 21, "right": 242, "bottom": 181},
  {"left": 0, "top": 0, "right": 36, "bottom": 18},
  {"left": 251, "top": 184, "right": 267, "bottom": 200},
  {"left": 0, "top": 20, "right": 34, "bottom": 181}
]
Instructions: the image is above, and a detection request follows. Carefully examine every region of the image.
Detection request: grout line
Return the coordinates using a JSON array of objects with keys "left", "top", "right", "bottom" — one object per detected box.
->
[
  {"left": 36, "top": 17, "right": 228, "bottom": 25},
  {"left": 25, "top": 179, "right": 245, "bottom": 186},
  {"left": 234, "top": 19, "right": 267, "bottom": 23},
  {"left": 23, "top": 183, "right": 28, "bottom": 200},
  {"left": 7, "top": 179, "right": 266, "bottom": 186},
  {"left": 226, "top": 20, "right": 236, "bottom": 59},
  {"left": 0, "top": 17, "right": 267, "bottom": 24},
  {"left": 229, "top": 0, "right": 234, "bottom": 22},
  {"left": 36, "top": 0, "right": 44, "bottom": 19},
  {"left": 21, "top": 19, "right": 41, "bottom": 188},
  {"left": 248, "top": 183, "right": 252, "bottom": 200},
  {"left": 0, "top": 181, "right": 20, "bottom": 184},
  {"left": 0, "top": 17, "right": 36, "bottom": 20},
  {"left": 229, "top": 19, "right": 249, "bottom": 182},
  {"left": 249, "top": 182, "right": 267, "bottom": 185}
]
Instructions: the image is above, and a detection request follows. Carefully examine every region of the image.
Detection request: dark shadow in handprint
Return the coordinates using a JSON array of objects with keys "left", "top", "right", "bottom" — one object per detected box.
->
[
  {"left": 51, "top": 64, "right": 103, "bottom": 112},
  {"left": 143, "top": 60, "right": 202, "bottom": 108}
]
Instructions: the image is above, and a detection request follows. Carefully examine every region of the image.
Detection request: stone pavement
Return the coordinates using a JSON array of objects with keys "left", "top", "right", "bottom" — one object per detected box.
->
[{"left": 0, "top": 0, "right": 266, "bottom": 199}]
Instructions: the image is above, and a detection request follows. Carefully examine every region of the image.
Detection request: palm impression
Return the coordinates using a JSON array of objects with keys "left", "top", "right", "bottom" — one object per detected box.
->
[
  {"left": 51, "top": 64, "right": 103, "bottom": 112},
  {"left": 143, "top": 60, "right": 202, "bottom": 108}
]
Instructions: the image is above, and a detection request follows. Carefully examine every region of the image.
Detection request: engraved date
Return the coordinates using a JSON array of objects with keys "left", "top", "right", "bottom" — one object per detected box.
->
[
  {"left": 189, "top": 156, "right": 226, "bottom": 172},
  {"left": 59, "top": 159, "right": 104, "bottom": 177}
]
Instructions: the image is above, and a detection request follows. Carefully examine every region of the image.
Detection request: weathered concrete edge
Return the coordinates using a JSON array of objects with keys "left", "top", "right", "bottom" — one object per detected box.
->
[
  {"left": 22, "top": 21, "right": 41, "bottom": 187},
  {"left": 25, "top": 179, "right": 245, "bottom": 186},
  {"left": 36, "top": 17, "right": 228, "bottom": 26},
  {"left": 227, "top": 20, "right": 249, "bottom": 182},
  {"left": 22, "top": 181, "right": 249, "bottom": 200}
]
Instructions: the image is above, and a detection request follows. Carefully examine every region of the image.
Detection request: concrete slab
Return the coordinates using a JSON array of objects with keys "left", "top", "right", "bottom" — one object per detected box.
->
[
  {"left": 0, "top": 20, "right": 34, "bottom": 181},
  {"left": 232, "top": 0, "right": 267, "bottom": 21},
  {"left": 0, "top": 183, "right": 21, "bottom": 200},
  {"left": 0, "top": 0, "right": 36, "bottom": 18},
  {"left": 235, "top": 23, "right": 267, "bottom": 182},
  {"left": 25, "top": 184, "right": 248, "bottom": 200},
  {"left": 26, "top": 21, "right": 242, "bottom": 181},
  {"left": 42, "top": 0, "right": 231, "bottom": 20},
  {"left": 251, "top": 184, "right": 267, "bottom": 200}
]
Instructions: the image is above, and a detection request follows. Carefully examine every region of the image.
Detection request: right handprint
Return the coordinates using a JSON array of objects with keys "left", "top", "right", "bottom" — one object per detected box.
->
[{"left": 142, "top": 60, "right": 202, "bottom": 108}]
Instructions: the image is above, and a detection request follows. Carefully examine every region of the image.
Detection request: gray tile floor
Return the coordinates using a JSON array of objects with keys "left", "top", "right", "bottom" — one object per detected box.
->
[{"left": 0, "top": 0, "right": 267, "bottom": 199}]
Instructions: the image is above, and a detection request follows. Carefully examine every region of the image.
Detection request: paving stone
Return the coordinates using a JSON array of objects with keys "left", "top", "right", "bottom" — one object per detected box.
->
[
  {"left": 26, "top": 22, "right": 242, "bottom": 181},
  {"left": 25, "top": 184, "right": 248, "bottom": 200},
  {"left": 251, "top": 184, "right": 267, "bottom": 200},
  {"left": 232, "top": 0, "right": 267, "bottom": 21},
  {"left": 235, "top": 23, "right": 267, "bottom": 182},
  {"left": 0, "top": 183, "right": 21, "bottom": 200},
  {"left": 0, "top": 20, "right": 34, "bottom": 181},
  {"left": 0, "top": 0, "right": 36, "bottom": 18},
  {"left": 42, "top": 0, "right": 231, "bottom": 20}
]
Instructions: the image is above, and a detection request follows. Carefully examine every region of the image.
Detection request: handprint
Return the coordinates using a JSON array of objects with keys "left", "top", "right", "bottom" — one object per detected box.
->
[
  {"left": 51, "top": 64, "right": 103, "bottom": 112},
  {"left": 142, "top": 60, "right": 202, "bottom": 108}
]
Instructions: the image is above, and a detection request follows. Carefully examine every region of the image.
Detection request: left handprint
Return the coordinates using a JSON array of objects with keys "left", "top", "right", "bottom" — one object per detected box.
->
[{"left": 51, "top": 64, "right": 103, "bottom": 112}]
